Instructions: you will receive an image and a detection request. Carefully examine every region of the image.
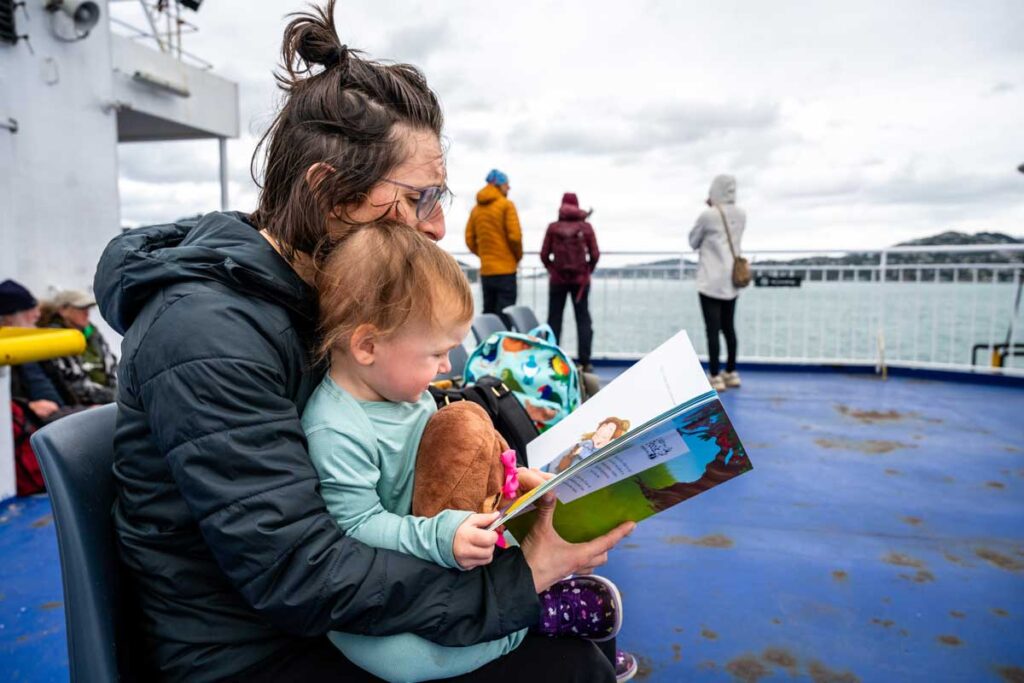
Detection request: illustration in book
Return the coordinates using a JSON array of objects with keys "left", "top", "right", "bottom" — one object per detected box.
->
[
  {"left": 542, "top": 417, "right": 631, "bottom": 474},
  {"left": 495, "top": 329, "right": 753, "bottom": 543}
]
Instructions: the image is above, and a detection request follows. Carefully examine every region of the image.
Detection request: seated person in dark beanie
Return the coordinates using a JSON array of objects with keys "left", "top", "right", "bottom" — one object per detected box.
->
[{"left": 0, "top": 279, "right": 84, "bottom": 424}]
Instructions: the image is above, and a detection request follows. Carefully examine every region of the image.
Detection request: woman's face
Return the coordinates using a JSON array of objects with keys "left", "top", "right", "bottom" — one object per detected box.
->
[
  {"left": 592, "top": 421, "right": 618, "bottom": 448},
  {"left": 60, "top": 305, "right": 91, "bottom": 330},
  {"left": 339, "top": 127, "right": 447, "bottom": 241}
]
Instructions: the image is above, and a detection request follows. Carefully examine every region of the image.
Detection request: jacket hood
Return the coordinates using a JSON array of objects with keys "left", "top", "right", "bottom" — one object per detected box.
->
[
  {"left": 558, "top": 192, "right": 589, "bottom": 221},
  {"left": 476, "top": 183, "right": 505, "bottom": 206},
  {"left": 94, "top": 211, "right": 315, "bottom": 334},
  {"left": 708, "top": 175, "right": 737, "bottom": 206}
]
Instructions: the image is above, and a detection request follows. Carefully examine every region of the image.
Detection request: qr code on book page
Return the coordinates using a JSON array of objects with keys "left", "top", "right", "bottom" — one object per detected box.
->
[{"left": 641, "top": 438, "right": 671, "bottom": 460}]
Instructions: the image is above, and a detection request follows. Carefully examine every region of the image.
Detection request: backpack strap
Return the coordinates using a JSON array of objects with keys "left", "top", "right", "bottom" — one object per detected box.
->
[
  {"left": 527, "top": 323, "right": 557, "bottom": 343},
  {"left": 428, "top": 377, "right": 538, "bottom": 467},
  {"left": 474, "top": 377, "right": 539, "bottom": 464}
]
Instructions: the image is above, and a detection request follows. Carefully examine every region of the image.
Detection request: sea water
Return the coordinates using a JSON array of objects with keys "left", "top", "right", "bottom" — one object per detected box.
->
[{"left": 473, "top": 279, "right": 1023, "bottom": 370}]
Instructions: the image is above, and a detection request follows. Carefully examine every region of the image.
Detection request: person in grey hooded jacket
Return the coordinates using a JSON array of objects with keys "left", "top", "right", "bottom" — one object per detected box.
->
[{"left": 689, "top": 175, "right": 746, "bottom": 391}]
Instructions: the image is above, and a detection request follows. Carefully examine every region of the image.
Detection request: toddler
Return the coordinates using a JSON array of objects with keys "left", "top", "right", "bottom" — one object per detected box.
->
[{"left": 302, "top": 221, "right": 632, "bottom": 682}]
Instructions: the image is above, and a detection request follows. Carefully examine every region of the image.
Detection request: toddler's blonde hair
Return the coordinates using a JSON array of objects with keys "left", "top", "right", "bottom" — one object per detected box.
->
[{"left": 315, "top": 220, "right": 473, "bottom": 361}]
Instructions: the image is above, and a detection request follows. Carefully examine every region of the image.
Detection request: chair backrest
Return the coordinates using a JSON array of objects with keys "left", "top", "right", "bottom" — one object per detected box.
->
[
  {"left": 471, "top": 313, "right": 507, "bottom": 343},
  {"left": 501, "top": 305, "right": 541, "bottom": 334},
  {"left": 31, "top": 404, "right": 134, "bottom": 682},
  {"left": 435, "top": 343, "right": 470, "bottom": 382}
]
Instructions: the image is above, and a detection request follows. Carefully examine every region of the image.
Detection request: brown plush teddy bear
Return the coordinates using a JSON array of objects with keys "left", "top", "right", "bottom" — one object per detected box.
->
[{"left": 412, "top": 401, "right": 515, "bottom": 519}]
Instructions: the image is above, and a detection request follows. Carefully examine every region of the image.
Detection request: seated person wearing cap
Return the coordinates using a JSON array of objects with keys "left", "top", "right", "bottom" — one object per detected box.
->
[
  {"left": 46, "top": 289, "right": 118, "bottom": 405},
  {"left": 0, "top": 279, "right": 83, "bottom": 424}
]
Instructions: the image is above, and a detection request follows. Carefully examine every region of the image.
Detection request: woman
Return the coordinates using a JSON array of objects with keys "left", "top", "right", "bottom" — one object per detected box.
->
[
  {"left": 94, "top": 3, "right": 632, "bottom": 681},
  {"left": 540, "top": 192, "right": 599, "bottom": 371},
  {"left": 689, "top": 174, "right": 746, "bottom": 392},
  {"left": 546, "top": 416, "right": 630, "bottom": 474}
]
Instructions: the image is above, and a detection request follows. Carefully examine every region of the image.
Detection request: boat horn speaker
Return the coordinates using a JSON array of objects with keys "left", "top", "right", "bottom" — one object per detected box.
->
[{"left": 45, "top": 1, "right": 101, "bottom": 35}]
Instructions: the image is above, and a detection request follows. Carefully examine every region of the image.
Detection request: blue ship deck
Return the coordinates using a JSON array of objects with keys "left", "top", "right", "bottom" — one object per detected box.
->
[{"left": 2, "top": 368, "right": 1023, "bottom": 682}]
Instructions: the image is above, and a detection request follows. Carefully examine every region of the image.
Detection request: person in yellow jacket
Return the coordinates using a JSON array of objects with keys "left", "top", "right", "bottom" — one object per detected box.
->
[{"left": 466, "top": 169, "right": 523, "bottom": 318}]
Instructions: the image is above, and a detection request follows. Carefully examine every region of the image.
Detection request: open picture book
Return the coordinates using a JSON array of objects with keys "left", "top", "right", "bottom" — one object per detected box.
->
[{"left": 491, "top": 329, "right": 753, "bottom": 543}]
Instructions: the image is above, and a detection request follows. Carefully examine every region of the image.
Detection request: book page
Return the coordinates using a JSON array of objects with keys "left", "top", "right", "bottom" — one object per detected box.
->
[
  {"left": 554, "top": 420, "right": 690, "bottom": 503},
  {"left": 527, "top": 329, "right": 710, "bottom": 471}
]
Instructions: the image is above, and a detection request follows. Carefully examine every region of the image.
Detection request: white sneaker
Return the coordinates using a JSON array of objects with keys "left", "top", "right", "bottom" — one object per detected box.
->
[
  {"left": 722, "top": 370, "right": 741, "bottom": 388},
  {"left": 709, "top": 374, "right": 726, "bottom": 391}
]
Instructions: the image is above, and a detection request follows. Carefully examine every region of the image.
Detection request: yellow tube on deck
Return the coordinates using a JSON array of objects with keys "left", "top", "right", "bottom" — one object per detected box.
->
[{"left": 0, "top": 328, "right": 86, "bottom": 366}]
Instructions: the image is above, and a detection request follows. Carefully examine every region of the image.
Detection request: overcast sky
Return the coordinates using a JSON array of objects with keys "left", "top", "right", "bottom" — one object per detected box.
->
[{"left": 114, "top": 0, "right": 1024, "bottom": 257}]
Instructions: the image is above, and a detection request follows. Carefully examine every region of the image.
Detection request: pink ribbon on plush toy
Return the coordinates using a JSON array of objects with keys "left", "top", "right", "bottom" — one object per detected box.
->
[
  {"left": 500, "top": 449, "right": 519, "bottom": 501},
  {"left": 495, "top": 449, "right": 519, "bottom": 549}
]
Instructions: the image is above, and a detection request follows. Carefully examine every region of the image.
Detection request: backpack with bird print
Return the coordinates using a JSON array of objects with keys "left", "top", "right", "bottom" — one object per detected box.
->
[{"left": 464, "top": 324, "right": 582, "bottom": 433}]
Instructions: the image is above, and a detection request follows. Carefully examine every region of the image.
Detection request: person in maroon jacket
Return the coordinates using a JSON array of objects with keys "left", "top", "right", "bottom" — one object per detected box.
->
[{"left": 540, "top": 193, "right": 600, "bottom": 371}]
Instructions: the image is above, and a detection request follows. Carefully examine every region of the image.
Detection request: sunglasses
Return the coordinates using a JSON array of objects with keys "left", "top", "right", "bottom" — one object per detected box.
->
[{"left": 382, "top": 179, "right": 451, "bottom": 221}]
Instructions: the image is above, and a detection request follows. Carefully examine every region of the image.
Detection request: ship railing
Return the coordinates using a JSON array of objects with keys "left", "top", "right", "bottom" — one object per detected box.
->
[{"left": 452, "top": 244, "right": 1024, "bottom": 377}]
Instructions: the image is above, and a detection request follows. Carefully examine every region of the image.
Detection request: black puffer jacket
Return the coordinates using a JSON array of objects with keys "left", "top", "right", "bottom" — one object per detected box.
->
[{"left": 95, "top": 212, "right": 539, "bottom": 681}]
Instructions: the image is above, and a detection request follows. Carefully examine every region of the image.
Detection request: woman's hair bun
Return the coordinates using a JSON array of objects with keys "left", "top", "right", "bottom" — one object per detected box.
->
[
  {"left": 322, "top": 44, "right": 348, "bottom": 69},
  {"left": 280, "top": 0, "right": 349, "bottom": 83}
]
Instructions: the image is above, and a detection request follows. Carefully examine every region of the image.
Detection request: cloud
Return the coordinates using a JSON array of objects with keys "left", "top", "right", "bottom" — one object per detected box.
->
[
  {"left": 508, "top": 99, "right": 779, "bottom": 156},
  {"left": 118, "top": 178, "right": 220, "bottom": 226},
  {"left": 109, "top": 1, "right": 1024, "bottom": 252},
  {"left": 448, "top": 127, "right": 494, "bottom": 153},
  {"left": 376, "top": 20, "right": 454, "bottom": 65},
  {"left": 770, "top": 168, "right": 1024, "bottom": 210},
  {"left": 118, "top": 141, "right": 220, "bottom": 184},
  {"left": 870, "top": 170, "right": 1024, "bottom": 206}
]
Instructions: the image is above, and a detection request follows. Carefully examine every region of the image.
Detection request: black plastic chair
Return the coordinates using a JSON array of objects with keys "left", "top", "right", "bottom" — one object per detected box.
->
[
  {"left": 471, "top": 313, "right": 507, "bottom": 343},
  {"left": 31, "top": 404, "right": 140, "bottom": 682},
  {"left": 501, "top": 305, "right": 542, "bottom": 335}
]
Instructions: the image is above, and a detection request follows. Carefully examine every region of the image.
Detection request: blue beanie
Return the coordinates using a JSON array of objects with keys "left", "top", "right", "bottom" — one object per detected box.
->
[
  {"left": 0, "top": 279, "right": 38, "bottom": 316},
  {"left": 486, "top": 169, "right": 508, "bottom": 186}
]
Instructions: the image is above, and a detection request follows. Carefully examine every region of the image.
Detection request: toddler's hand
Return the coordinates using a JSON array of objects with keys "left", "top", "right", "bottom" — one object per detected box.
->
[{"left": 454, "top": 512, "right": 501, "bottom": 569}]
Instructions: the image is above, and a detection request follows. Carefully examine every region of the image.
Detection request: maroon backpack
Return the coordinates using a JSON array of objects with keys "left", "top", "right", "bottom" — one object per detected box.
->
[
  {"left": 549, "top": 224, "right": 590, "bottom": 281},
  {"left": 11, "top": 401, "right": 46, "bottom": 496}
]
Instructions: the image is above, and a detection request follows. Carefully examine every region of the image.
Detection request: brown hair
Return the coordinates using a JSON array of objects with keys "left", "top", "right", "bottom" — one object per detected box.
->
[
  {"left": 315, "top": 220, "right": 473, "bottom": 361},
  {"left": 249, "top": 0, "right": 445, "bottom": 262},
  {"left": 587, "top": 417, "right": 631, "bottom": 441},
  {"left": 555, "top": 417, "right": 631, "bottom": 473}
]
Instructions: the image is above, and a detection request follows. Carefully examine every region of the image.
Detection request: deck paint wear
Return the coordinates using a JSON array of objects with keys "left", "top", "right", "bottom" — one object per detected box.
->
[
  {"left": 597, "top": 368, "right": 1024, "bottom": 682},
  {"left": 3, "top": 369, "right": 1023, "bottom": 682}
]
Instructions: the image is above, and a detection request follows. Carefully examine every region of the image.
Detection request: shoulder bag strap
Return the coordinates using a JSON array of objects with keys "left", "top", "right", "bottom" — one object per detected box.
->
[{"left": 714, "top": 204, "right": 739, "bottom": 260}]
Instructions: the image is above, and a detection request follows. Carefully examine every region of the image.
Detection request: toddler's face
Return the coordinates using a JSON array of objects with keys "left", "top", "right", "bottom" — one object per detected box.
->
[{"left": 370, "top": 315, "right": 471, "bottom": 403}]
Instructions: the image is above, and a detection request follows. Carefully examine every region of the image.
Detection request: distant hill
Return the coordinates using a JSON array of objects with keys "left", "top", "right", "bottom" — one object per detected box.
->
[
  {"left": 606, "top": 232, "right": 1024, "bottom": 276},
  {"left": 897, "top": 231, "right": 1021, "bottom": 247},
  {"left": 755, "top": 231, "right": 1024, "bottom": 267}
]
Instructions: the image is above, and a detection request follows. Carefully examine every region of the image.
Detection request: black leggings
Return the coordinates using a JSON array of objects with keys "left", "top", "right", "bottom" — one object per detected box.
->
[
  {"left": 236, "top": 634, "right": 616, "bottom": 683},
  {"left": 699, "top": 293, "right": 737, "bottom": 376},
  {"left": 547, "top": 282, "right": 593, "bottom": 367}
]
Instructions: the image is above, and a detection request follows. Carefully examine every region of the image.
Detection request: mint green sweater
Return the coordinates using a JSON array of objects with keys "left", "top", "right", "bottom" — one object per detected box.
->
[{"left": 302, "top": 375, "right": 526, "bottom": 682}]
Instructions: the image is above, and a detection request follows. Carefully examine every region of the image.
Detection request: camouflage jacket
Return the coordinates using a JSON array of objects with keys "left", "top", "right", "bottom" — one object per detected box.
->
[{"left": 47, "top": 322, "right": 118, "bottom": 405}]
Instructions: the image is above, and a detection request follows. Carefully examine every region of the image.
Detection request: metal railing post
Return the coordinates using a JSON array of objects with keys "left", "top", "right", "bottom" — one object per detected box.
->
[
  {"left": 877, "top": 250, "right": 888, "bottom": 374},
  {"left": 218, "top": 137, "right": 229, "bottom": 211},
  {"left": 1006, "top": 267, "right": 1022, "bottom": 370},
  {"left": 0, "top": 367, "right": 13, "bottom": 500}
]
